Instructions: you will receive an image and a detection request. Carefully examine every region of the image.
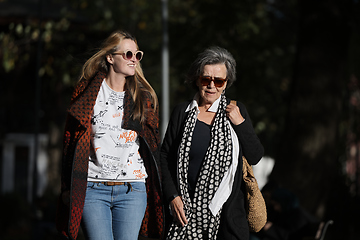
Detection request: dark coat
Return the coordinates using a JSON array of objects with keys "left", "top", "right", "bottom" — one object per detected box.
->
[
  {"left": 160, "top": 99, "right": 264, "bottom": 240},
  {"left": 55, "top": 71, "right": 164, "bottom": 239}
]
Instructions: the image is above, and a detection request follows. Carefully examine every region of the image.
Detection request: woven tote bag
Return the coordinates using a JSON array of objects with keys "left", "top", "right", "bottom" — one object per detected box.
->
[{"left": 242, "top": 156, "right": 267, "bottom": 232}]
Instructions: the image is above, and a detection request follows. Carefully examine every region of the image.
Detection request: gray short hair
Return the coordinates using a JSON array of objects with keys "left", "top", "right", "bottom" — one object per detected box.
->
[{"left": 185, "top": 46, "right": 236, "bottom": 90}]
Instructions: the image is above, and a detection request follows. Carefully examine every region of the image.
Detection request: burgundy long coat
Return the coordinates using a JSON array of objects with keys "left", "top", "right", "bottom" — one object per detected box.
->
[{"left": 55, "top": 71, "right": 164, "bottom": 239}]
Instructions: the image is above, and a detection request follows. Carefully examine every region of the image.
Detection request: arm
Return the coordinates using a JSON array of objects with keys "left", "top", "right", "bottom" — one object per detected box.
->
[
  {"left": 160, "top": 103, "right": 189, "bottom": 226},
  {"left": 160, "top": 104, "right": 186, "bottom": 201}
]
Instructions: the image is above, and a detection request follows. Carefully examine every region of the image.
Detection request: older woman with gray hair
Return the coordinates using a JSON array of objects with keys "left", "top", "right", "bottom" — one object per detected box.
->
[{"left": 161, "top": 46, "right": 264, "bottom": 240}]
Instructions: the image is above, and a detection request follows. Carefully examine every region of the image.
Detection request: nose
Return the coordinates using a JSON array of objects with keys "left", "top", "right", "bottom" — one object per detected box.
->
[
  {"left": 207, "top": 80, "right": 215, "bottom": 88},
  {"left": 130, "top": 55, "right": 137, "bottom": 62}
]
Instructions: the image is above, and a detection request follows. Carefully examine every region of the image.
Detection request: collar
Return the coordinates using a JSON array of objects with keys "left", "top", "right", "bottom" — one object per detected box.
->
[{"left": 185, "top": 93, "right": 222, "bottom": 113}]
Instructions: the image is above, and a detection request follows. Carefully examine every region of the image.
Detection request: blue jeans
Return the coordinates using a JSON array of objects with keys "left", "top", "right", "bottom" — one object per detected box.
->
[{"left": 81, "top": 182, "right": 147, "bottom": 240}]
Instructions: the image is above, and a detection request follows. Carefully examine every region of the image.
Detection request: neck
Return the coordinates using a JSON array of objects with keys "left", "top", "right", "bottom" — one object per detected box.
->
[
  {"left": 106, "top": 72, "right": 126, "bottom": 92},
  {"left": 198, "top": 99, "right": 212, "bottom": 111},
  {"left": 198, "top": 103, "right": 212, "bottom": 112}
]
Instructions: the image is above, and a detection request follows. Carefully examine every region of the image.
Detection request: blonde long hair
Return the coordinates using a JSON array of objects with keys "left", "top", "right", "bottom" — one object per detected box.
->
[{"left": 79, "top": 30, "right": 158, "bottom": 124}]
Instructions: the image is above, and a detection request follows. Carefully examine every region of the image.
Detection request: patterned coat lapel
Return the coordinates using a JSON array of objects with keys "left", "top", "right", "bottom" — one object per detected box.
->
[{"left": 68, "top": 71, "right": 106, "bottom": 127}]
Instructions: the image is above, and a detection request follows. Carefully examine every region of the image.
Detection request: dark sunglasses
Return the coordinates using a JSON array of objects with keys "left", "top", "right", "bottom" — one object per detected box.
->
[
  {"left": 112, "top": 50, "right": 143, "bottom": 61},
  {"left": 199, "top": 76, "right": 227, "bottom": 88}
]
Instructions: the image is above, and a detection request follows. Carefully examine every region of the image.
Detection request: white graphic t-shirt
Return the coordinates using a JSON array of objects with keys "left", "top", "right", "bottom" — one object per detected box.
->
[{"left": 87, "top": 79, "right": 147, "bottom": 182}]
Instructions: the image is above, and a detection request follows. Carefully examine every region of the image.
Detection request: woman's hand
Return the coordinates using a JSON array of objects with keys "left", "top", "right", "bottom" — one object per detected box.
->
[
  {"left": 226, "top": 101, "right": 244, "bottom": 125},
  {"left": 170, "top": 196, "right": 188, "bottom": 227}
]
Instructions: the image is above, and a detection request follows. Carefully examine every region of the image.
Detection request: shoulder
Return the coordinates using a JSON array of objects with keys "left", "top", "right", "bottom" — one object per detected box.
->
[
  {"left": 170, "top": 101, "right": 192, "bottom": 119},
  {"left": 140, "top": 88, "right": 157, "bottom": 108},
  {"left": 227, "top": 98, "right": 250, "bottom": 120},
  {"left": 70, "top": 71, "right": 106, "bottom": 103},
  {"left": 141, "top": 90, "right": 152, "bottom": 103},
  {"left": 165, "top": 101, "right": 192, "bottom": 129},
  {"left": 172, "top": 101, "right": 191, "bottom": 112},
  {"left": 227, "top": 98, "right": 246, "bottom": 109}
]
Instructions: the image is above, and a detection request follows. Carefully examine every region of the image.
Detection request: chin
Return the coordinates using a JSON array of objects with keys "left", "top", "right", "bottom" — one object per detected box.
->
[
  {"left": 203, "top": 98, "right": 215, "bottom": 105},
  {"left": 126, "top": 72, "right": 136, "bottom": 77}
]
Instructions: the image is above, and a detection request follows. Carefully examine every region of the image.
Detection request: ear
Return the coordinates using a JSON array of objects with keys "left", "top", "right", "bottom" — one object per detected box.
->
[{"left": 106, "top": 54, "right": 114, "bottom": 65}]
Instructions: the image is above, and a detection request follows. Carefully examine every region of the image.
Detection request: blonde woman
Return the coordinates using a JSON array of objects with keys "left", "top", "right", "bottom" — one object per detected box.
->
[{"left": 56, "top": 30, "right": 163, "bottom": 240}]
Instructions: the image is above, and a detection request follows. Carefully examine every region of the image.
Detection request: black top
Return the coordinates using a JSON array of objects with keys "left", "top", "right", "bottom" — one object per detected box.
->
[{"left": 188, "top": 120, "right": 211, "bottom": 198}]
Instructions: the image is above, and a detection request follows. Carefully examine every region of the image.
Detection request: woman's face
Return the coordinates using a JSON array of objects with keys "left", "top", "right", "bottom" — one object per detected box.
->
[
  {"left": 107, "top": 39, "right": 139, "bottom": 78},
  {"left": 196, "top": 64, "right": 228, "bottom": 105}
]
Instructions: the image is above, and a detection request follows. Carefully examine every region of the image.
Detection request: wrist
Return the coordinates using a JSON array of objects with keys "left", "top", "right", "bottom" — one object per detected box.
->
[{"left": 168, "top": 193, "right": 179, "bottom": 203}]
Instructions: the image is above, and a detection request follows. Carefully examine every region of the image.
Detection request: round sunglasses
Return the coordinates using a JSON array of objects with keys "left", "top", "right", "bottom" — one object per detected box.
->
[
  {"left": 199, "top": 76, "right": 227, "bottom": 88},
  {"left": 112, "top": 50, "right": 143, "bottom": 61}
]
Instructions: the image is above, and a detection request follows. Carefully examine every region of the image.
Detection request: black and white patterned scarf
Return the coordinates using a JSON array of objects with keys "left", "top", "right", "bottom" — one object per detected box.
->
[{"left": 167, "top": 95, "right": 233, "bottom": 240}]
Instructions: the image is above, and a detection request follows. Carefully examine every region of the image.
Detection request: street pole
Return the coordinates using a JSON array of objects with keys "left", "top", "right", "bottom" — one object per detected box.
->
[{"left": 161, "top": 0, "right": 169, "bottom": 139}]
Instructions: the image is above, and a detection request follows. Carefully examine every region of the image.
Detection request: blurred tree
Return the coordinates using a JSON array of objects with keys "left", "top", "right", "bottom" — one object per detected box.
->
[{"left": 269, "top": 1, "right": 357, "bottom": 239}]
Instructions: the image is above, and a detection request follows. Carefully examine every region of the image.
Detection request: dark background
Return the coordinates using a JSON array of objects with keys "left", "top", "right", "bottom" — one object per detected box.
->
[{"left": 0, "top": 0, "right": 359, "bottom": 239}]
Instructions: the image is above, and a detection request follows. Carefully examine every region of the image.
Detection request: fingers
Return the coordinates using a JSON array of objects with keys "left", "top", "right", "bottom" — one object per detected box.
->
[
  {"left": 177, "top": 208, "right": 188, "bottom": 227},
  {"left": 170, "top": 196, "right": 188, "bottom": 227},
  {"left": 226, "top": 102, "right": 244, "bottom": 125},
  {"left": 226, "top": 101, "right": 238, "bottom": 113}
]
